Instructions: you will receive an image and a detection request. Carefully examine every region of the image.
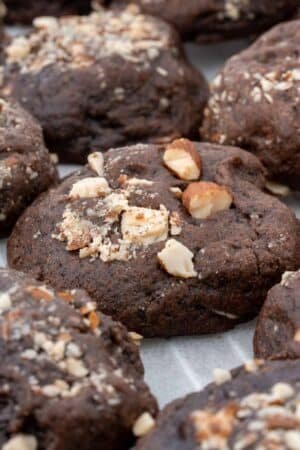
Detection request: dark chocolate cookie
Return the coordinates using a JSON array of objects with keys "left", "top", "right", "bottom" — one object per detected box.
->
[
  {"left": 254, "top": 270, "right": 300, "bottom": 361},
  {"left": 7, "top": 140, "right": 300, "bottom": 337},
  {"left": 101, "top": 0, "right": 298, "bottom": 42},
  {"left": 0, "top": 98, "right": 57, "bottom": 236},
  {"left": 201, "top": 19, "right": 300, "bottom": 188},
  {"left": 3, "top": 0, "right": 91, "bottom": 24},
  {"left": 136, "top": 359, "right": 300, "bottom": 450},
  {"left": 1, "top": 8, "right": 208, "bottom": 163},
  {"left": 0, "top": 268, "right": 157, "bottom": 450}
]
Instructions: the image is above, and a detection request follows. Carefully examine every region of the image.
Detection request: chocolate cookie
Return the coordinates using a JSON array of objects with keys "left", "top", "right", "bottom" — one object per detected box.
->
[
  {"left": 7, "top": 140, "right": 300, "bottom": 337},
  {"left": 136, "top": 359, "right": 300, "bottom": 450},
  {"left": 101, "top": 0, "right": 298, "bottom": 42},
  {"left": 254, "top": 270, "right": 300, "bottom": 361},
  {"left": 0, "top": 268, "right": 157, "bottom": 450},
  {"left": 3, "top": 0, "right": 91, "bottom": 24},
  {"left": 201, "top": 19, "right": 300, "bottom": 188},
  {"left": 1, "top": 9, "right": 208, "bottom": 164},
  {"left": 0, "top": 98, "right": 57, "bottom": 236}
]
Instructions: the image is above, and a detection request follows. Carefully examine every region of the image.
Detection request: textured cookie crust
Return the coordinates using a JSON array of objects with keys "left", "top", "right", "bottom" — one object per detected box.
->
[
  {"left": 136, "top": 359, "right": 300, "bottom": 450},
  {"left": 7, "top": 141, "right": 300, "bottom": 337},
  {"left": 254, "top": 270, "right": 300, "bottom": 360},
  {"left": 202, "top": 20, "right": 300, "bottom": 188},
  {"left": 1, "top": 8, "right": 208, "bottom": 163},
  {"left": 0, "top": 98, "right": 57, "bottom": 236},
  {"left": 3, "top": 0, "right": 91, "bottom": 24},
  {"left": 0, "top": 268, "right": 157, "bottom": 450},
  {"left": 103, "top": 0, "right": 298, "bottom": 42}
]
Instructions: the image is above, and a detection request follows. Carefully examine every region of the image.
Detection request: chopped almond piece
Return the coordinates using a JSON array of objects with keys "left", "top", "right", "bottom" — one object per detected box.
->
[
  {"left": 182, "top": 182, "right": 232, "bottom": 219},
  {"left": 163, "top": 138, "right": 202, "bottom": 181}
]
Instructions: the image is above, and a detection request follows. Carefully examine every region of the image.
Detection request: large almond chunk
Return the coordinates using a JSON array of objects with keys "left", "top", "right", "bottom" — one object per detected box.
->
[
  {"left": 87, "top": 152, "right": 104, "bottom": 176},
  {"left": 121, "top": 206, "right": 169, "bottom": 245},
  {"left": 69, "top": 177, "right": 111, "bottom": 199},
  {"left": 157, "top": 239, "right": 197, "bottom": 278},
  {"left": 182, "top": 182, "right": 232, "bottom": 219},
  {"left": 163, "top": 138, "right": 202, "bottom": 181}
]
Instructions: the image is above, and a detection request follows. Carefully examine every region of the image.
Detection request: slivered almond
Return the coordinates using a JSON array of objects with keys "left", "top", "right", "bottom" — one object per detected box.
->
[
  {"left": 182, "top": 182, "right": 232, "bottom": 219},
  {"left": 163, "top": 138, "right": 202, "bottom": 181}
]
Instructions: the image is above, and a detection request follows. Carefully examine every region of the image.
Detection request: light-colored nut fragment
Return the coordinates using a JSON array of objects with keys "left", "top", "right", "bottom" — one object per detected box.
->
[
  {"left": 271, "top": 382, "right": 294, "bottom": 401},
  {"left": 169, "top": 187, "right": 182, "bottom": 199},
  {"left": 121, "top": 206, "right": 169, "bottom": 245},
  {"left": 265, "top": 181, "right": 291, "bottom": 197},
  {"left": 65, "top": 357, "right": 89, "bottom": 378},
  {"left": 285, "top": 431, "right": 300, "bottom": 450},
  {"left": 33, "top": 16, "right": 59, "bottom": 30},
  {"left": 3, "top": 434, "right": 38, "bottom": 450},
  {"left": 129, "top": 331, "right": 143, "bottom": 346},
  {"left": 294, "top": 329, "right": 300, "bottom": 342},
  {"left": 169, "top": 211, "right": 183, "bottom": 236},
  {"left": 69, "top": 177, "right": 111, "bottom": 199},
  {"left": 133, "top": 412, "right": 155, "bottom": 437},
  {"left": 87, "top": 152, "right": 104, "bottom": 176},
  {"left": 6, "top": 37, "right": 31, "bottom": 62},
  {"left": 213, "top": 368, "right": 232, "bottom": 385},
  {"left": 0, "top": 293, "right": 12, "bottom": 312},
  {"left": 163, "top": 138, "right": 202, "bottom": 181},
  {"left": 157, "top": 239, "right": 197, "bottom": 278},
  {"left": 182, "top": 182, "right": 232, "bottom": 219}
]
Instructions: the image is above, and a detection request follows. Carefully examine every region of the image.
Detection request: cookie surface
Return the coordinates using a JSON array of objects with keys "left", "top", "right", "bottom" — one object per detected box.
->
[
  {"left": 0, "top": 268, "right": 157, "bottom": 450},
  {"left": 0, "top": 98, "right": 57, "bottom": 236},
  {"left": 202, "top": 20, "right": 300, "bottom": 188},
  {"left": 1, "top": 9, "right": 208, "bottom": 163},
  {"left": 136, "top": 359, "right": 300, "bottom": 450},
  {"left": 254, "top": 270, "right": 300, "bottom": 360},
  {"left": 3, "top": 0, "right": 91, "bottom": 24},
  {"left": 104, "top": 0, "right": 298, "bottom": 42},
  {"left": 8, "top": 141, "right": 300, "bottom": 337}
]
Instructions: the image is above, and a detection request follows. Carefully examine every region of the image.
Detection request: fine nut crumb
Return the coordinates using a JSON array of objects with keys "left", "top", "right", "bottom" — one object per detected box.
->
[
  {"left": 133, "top": 412, "right": 155, "bottom": 437},
  {"left": 157, "top": 239, "right": 197, "bottom": 278},
  {"left": 213, "top": 368, "right": 232, "bottom": 385},
  {"left": 182, "top": 181, "right": 232, "bottom": 219},
  {"left": 163, "top": 138, "right": 202, "bottom": 181}
]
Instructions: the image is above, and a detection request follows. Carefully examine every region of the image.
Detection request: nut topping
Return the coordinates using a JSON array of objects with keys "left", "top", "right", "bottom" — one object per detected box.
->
[
  {"left": 121, "top": 206, "right": 169, "bottom": 245},
  {"left": 133, "top": 412, "right": 155, "bottom": 437},
  {"left": 3, "top": 434, "right": 38, "bottom": 450},
  {"left": 157, "top": 239, "right": 197, "bottom": 278},
  {"left": 163, "top": 138, "right": 202, "bottom": 181},
  {"left": 87, "top": 152, "right": 104, "bottom": 176},
  {"left": 182, "top": 182, "right": 232, "bottom": 219},
  {"left": 69, "top": 177, "right": 111, "bottom": 199},
  {"left": 265, "top": 181, "right": 291, "bottom": 197}
]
